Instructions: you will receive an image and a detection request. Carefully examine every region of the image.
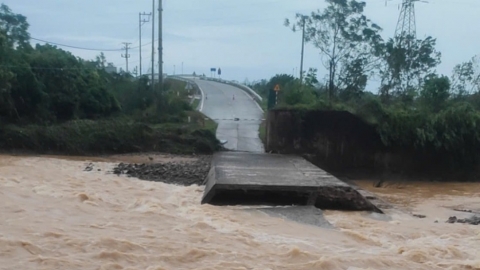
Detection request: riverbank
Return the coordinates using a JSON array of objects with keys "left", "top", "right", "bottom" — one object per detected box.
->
[{"left": 0, "top": 113, "right": 220, "bottom": 156}]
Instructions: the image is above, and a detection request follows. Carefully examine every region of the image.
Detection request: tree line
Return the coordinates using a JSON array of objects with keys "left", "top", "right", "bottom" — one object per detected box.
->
[{"left": 0, "top": 4, "right": 193, "bottom": 125}]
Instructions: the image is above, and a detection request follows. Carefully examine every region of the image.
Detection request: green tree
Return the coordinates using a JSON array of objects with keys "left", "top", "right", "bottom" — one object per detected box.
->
[
  {"left": 286, "top": 0, "right": 382, "bottom": 101},
  {"left": 0, "top": 4, "right": 30, "bottom": 49},
  {"left": 338, "top": 58, "right": 368, "bottom": 101},
  {"left": 26, "top": 44, "right": 119, "bottom": 121},
  {"left": 267, "top": 74, "right": 296, "bottom": 90},
  {"left": 0, "top": 4, "right": 32, "bottom": 121},
  {"left": 377, "top": 36, "right": 441, "bottom": 103},
  {"left": 0, "top": 31, "right": 15, "bottom": 115},
  {"left": 451, "top": 55, "right": 480, "bottom": 97},
  {"left": 109, "top": 73, "right": 153, "bottom": 114},
  {"left": 250, "top": 79, "right": 268, "bottom": 97},
  {"left": 420, "top": 74, "right": 451, "bottom": 112},
  {"left": 304, "top": 68, "right": 319, "bottom": 88},
  {"left": 95, "top": 52, "right": 107, "bottom": 69}
]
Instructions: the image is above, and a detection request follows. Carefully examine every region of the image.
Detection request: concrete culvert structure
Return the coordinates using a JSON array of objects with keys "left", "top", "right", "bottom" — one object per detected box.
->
[{"left": 201, "top": 152, "right": 382, "bottom": 213}]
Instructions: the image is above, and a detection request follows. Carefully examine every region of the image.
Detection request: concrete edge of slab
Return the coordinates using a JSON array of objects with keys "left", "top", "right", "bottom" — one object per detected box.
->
[
  {"left": 201, "top": 152, "right": 382, "bottom": 213},
  {"left": 201, "top": 164, "right": 217, "bottom": 204}
]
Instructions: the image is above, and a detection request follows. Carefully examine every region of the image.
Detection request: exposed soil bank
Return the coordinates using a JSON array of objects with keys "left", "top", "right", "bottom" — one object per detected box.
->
[{"left": 266, "top": 109, "right": 480, "bottom": 180}]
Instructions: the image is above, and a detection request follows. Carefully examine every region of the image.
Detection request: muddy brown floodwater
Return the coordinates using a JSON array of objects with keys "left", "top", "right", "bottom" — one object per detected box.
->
[{"left": 1, "top": 155, "right": 480, "bottom": 270}]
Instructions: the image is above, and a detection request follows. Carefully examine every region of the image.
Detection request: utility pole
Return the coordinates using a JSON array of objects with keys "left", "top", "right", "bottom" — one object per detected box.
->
[
  {"left": 182, "top": 62, "right": 184, "bottom": 75},
  {"left": 299, "top": 16, "right": 306, "bottom": 84},
  {"left": 121, "top": 42, "right": 131, "bottom": 73},
  {"left": 158, "top": 0, "right": 163, "bottom": 89},
  {"left": 139, "top": 12, "right": 151, "bottom": 77},
  {"left": 151, "top": 0, "right": 155, "bottom": 92}
]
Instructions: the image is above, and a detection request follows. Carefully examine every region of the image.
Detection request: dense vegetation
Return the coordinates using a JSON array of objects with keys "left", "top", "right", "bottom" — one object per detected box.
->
[
  {"left": 0, "top": 4, "right": 219, "bottom": 154},
  {"left": 252, "top": 0, "right": 480, "bottom": 172}
]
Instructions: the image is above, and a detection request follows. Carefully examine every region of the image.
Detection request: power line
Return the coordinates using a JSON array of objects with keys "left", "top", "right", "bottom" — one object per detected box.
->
[
  {"left": 0, "top": 52, "right": 144, "bottom": 74},
  {"left": 30, "top": 37, "right": 152, "bottom": 52},
  {"left": 30, "top": 37, "right": 124, "bottom": 52},
  {"left": 27, "top": 37, "right": 158, "bottom": 74}
]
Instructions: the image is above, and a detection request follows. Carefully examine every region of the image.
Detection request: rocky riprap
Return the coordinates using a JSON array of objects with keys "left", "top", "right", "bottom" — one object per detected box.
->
[
  {"left": 112, "top": 156, "right": 212, "bottom": 186},
  {"left": 446, "top": 215, "right": 480, "bottom": 225}
]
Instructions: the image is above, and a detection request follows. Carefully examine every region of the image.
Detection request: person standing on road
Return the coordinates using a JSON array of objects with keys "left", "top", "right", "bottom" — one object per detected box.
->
[{"left": 233, "top": 94, "right": 235, "bottom": 101}]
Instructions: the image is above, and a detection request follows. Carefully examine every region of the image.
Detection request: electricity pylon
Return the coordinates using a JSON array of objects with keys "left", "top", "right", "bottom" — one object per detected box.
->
[
  {"left": 395, "top": 0, "right": 422, "bottom": 46},
  {"left": 393, "top": 0, "right": 427, "bottom": 89}
]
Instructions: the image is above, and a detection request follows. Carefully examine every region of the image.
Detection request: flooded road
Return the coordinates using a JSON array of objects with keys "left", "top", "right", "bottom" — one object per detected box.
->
[{"left": 1, "top": 155, "right": 480, "bottom": 270}]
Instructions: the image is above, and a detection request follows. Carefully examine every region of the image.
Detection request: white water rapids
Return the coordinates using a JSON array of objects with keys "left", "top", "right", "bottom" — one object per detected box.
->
[{"left": 1, "top": 155, "right": 479, "bottom": 270}]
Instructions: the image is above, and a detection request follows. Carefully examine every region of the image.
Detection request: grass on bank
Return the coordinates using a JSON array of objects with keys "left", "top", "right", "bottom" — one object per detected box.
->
[
  {"left": 204, "top": 118, "right": 217, "bottom": 133},
  {"left": 191, "top": 98, "right": 201, "bottom": 110},
  {"left": 0, "top": 111, "right": 220, "bottom": 156}
]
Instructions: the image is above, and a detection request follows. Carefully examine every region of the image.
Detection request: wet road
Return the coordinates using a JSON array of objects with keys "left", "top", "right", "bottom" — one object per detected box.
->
[{"left": 193, "top": 79, "right": 264, "bottom": 152}]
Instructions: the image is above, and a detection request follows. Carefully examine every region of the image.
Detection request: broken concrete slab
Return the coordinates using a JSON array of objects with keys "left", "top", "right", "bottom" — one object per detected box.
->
[{"left": 201, "top": 152, "right": 381, "bottom": 213}]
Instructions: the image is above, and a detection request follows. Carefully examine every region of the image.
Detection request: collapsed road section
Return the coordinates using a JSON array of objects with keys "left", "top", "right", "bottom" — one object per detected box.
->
[{"left": 202, "top": 152, "right": 381, "bottom": 213}]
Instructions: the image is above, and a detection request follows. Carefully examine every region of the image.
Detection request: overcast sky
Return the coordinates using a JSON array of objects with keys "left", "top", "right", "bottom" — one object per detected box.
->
[{"left": 4, "top": 0, "right": 480, "bottom": 89}]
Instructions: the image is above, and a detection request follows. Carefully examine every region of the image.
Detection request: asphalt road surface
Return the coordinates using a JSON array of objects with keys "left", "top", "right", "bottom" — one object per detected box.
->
[{"left": 194, "top": 79, "right": 264, "bottom": 153}]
